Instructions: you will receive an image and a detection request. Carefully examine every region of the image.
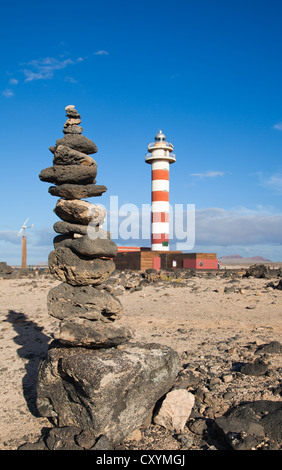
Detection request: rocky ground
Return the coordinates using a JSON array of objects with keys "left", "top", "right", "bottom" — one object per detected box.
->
[{"left": 0, "top": 264, "right": 281, "bottom": 451}]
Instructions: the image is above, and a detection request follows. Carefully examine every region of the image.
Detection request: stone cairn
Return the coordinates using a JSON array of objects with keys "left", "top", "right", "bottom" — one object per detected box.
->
[
  {"left": 39, "top": 104, "right": 131, "bottom": 348},
  {"left": 36, "top": 105, "right": 180, "bottom": 448}
]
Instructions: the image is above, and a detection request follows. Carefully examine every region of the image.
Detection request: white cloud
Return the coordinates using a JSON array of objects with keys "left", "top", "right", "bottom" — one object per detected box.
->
[
  {"left": 273, "top": 122, "right": 282, "bottom": 130},
  {"left": 257, "top": 172, "right": 282, "bottom": 195},
  {"left": 2, "top": 88, "right": 14, "bottom": 98},
  {"left": 9, "top": 78, "right": 19, "bottom": 85},
  {"left": 108, "top": 202, "right": 282, "bottom": 249},
  {"left": 64, "top": 76, "right": 78, "bottom": 84},
  {"left": 264, "top": 174, "right": 282, "bottom": 194},
  {"left": 190, "top": 207, "right": 282, "bottom": 246},
  {"left": 22, "top": 57, "right": 74, "bottom": 82},
  {"left": 191, "top": 171, "right": 225, "bottom": 178},
  {"left": 0, "top": 227, "right": 53, "bottom": 247},
  {"left": 0, "top": 230, "right": 21, "bottom": 244},
  {"left": 93, "top": 50, "right": 109, "bottom": 56}
]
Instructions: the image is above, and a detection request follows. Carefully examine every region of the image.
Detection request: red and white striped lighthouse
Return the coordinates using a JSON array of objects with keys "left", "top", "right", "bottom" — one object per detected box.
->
[{"left": 146, "top": 130, "right": 176, "bottom": 251}]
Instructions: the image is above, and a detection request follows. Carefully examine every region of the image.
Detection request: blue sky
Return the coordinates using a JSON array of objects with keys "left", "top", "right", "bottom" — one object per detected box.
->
[{"left": 1, "top": 0, "right": 282, "bottom": 265}]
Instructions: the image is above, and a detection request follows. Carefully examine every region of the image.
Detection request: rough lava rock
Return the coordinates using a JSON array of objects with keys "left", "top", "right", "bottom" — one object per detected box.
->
[
  {"left": 49, "top": 184, "right": 107, "bottom": 200},
  {"left": 0, "top": 261, "right": 13, "bottom": 275},
  {"left": 47, "top": 282, "right": 123, "bottom": 321},
  {"left": 53, "top": 234, "right": 118, "bottom": 259},
  {"left": 53, "top": 221, "right": 110, "bottom": 238},
  {"left": 56, "top": 318, "right": 134, "bottom": 348},
  {"left": 39, "top": 164, "right": 97, "bottom": 185},
  {"left": 215, "top": 400, "right": 282, "bottom": 450},
  {"left": 244, "top": 264, "right": 270, "bottom": 279},
  {"left": 36, "top": 342, "right": 180, "bottom": 445},
  {"left": 55, "top": 134, "right": 98, "bottom": 155},
  {"left": 48, "top": 247, "right": 116, "bottom": 286},
  {"left": 53, "top": 145, "right": 94, "bottom": 166}
]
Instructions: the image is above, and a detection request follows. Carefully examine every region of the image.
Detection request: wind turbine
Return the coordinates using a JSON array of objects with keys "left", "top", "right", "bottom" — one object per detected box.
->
[{"left": 17, "top": 218, "right": 33, "bottom": 269}]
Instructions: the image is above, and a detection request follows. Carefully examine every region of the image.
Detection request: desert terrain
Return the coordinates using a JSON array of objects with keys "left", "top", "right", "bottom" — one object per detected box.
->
[{"left": 0, "top": 263, "right": 281, "bottom": 450}]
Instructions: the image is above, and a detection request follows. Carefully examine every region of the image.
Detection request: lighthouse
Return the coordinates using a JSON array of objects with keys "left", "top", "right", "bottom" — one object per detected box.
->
[
  {"left": 146, "top": 130, "right": 176, "bottom": 251},
  {"left": 115, "top": 131, "right": 219, "bottom": 271}
]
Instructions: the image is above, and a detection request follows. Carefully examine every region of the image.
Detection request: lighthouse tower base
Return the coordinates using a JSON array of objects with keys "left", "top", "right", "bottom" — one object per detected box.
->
[{"left": 115, "top": 248, "right": 218, "bottom": 271}]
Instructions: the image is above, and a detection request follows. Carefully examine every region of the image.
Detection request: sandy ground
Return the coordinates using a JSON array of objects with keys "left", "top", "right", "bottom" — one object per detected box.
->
[{"left": 0, "top": 267, "right": 281, "bottom": 450}]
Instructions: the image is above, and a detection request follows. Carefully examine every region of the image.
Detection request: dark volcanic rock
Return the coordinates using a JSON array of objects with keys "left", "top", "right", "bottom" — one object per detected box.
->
[
  {"left": 0, "top": 261, "right": 13, "bottom": 274},
  {"left": 53, "top": 221, "right": 109, "bottom": 238},
  {"left": 56, "top": 318, "right": 134, "bottom": 347},
  {"left": 53, "top": 145, "right": 94, "bottom": 166},
  {"left": 39, "top": 164, "right": 97, "bottom": 185},
  {"left": 18, "top": 437, "right": 48, "bottom": 450},
  {"left": 64, "top": 117, "right": 81, "bottom": 127},
  {"left": 49, "top": 183, "right": 107, "bottom": 200},
  {"left": 63, "top": 125, "right": 83, "bottom": 135},
  {"left": 55, "top": 134, "right": 97, "bottom": 155},
  {"left": 274, "top": 279, "right": 282, "bottom": 290},
  {"left": 47, "top": 282, "right": 123, "bottom": 321},
  {"left": 65, "top": 107, "right": 81, "bottom": 118},
  {"left": 48, "top": 247, "right": 115, "bottom": 285},
  {"left": 45, "top": 426, "right": 83, "bottom": 450},
  {"left": 215, "top": 400, "right": 282, "bottom": 450},
  {"left": 90, "top": 435, "right": 113, "bottom": 450},
  {"left": 53, "top": 221, "right": 89, "bottom": 235},
  {"left": 53, "top": 232, "right": 111, "bottom": 252},
  {"left": 239, "top": 358, "right": 269, "bottom": 376},
  {"left": 255, "top": 341, "right": 282, "bottom": 355},
  {"left": 244, "top": 264, "right": 270, "bottom": 279},
  {"left": 54, "top": 234, "right": 117, "bottom": 259},
  {"left": 36, "top": 342, "right": 180, "bottom": 445}
]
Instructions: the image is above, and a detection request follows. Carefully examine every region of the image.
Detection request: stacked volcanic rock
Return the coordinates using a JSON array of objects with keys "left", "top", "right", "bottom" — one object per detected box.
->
[
  {"left": 36, "top": 106, "right": 180, "bottom": 448},
  {"left": 39, "top": 105, "right": 133, "bottom": 347}
]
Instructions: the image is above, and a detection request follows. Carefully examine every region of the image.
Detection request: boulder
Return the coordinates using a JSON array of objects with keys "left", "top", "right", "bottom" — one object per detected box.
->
[
  {"left": 47, "top": 282, "right": 123, "bottom": 321},
  {"left": 0, "top": 261, "right": 13, "bottom": 274},
  {"left": 54, "top": 199, "right": 106, "bottom": 225},
  {"left": 215, "top": 400, "right": 282, "bottom": 450},
  {"left": 239, "top": 358, "right": 269, "bottom": 376},
  {"left": 39, "top": 164, "right": 97, "bottom": 185},
  {"left": 55, "top": 134, "right": 97, "bottom": 155},
  {"left": 36, "top": 342, "right": 180, "bottom": 445},
  {"left": 244, "top": 264, "right": 270, "bottom": 279},
  {"left": 49, "top": 183, "right": 107, "bottom": 200},
  {"left": 48, "top": 247, "right": 115, "bottom": 285},
  {"left": 255, "top": 341, "right": 282, "bottom": 355}
]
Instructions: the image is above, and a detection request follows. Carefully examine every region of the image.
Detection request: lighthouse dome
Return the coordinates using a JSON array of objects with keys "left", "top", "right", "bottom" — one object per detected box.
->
[{"left": 155, "top": 129, "right": 166, "bottom": 142}]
